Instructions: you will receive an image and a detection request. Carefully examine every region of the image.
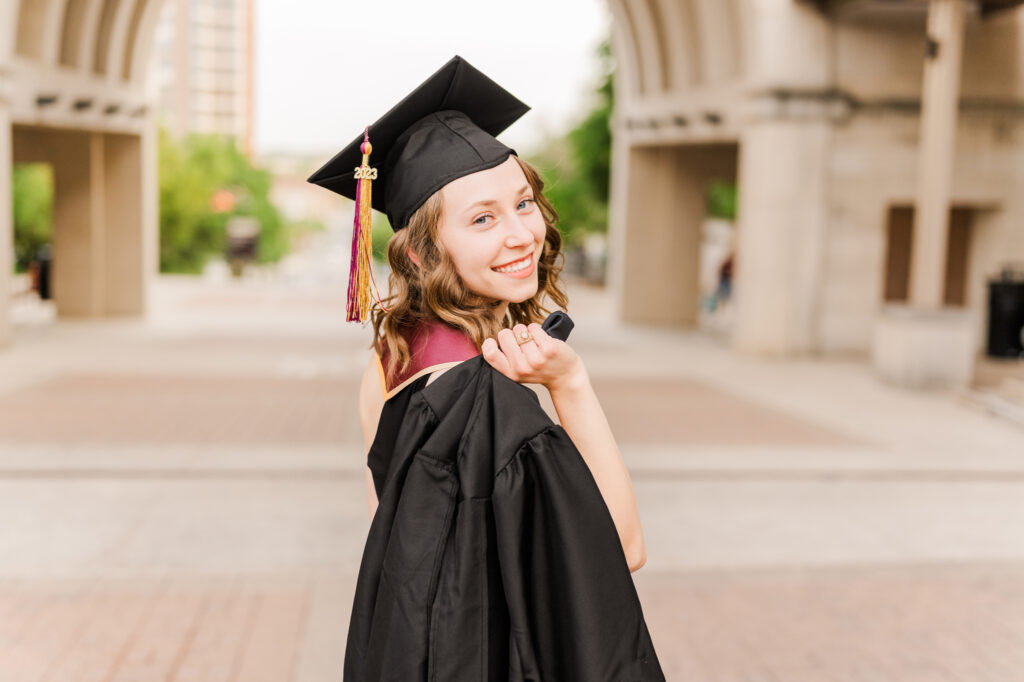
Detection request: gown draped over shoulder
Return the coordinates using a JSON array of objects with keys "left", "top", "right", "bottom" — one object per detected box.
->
[{"left": 346, "top": 318, "right": 665, "bottom": 682}]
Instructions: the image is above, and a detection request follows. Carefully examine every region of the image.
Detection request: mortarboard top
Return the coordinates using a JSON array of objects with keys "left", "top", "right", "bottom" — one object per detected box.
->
[{"left": 306, "top": 55, "right": 531, "bottom": 231}]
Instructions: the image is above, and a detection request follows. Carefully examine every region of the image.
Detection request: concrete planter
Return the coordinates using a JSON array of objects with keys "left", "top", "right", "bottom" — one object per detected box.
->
[{"left": 871, "top": 304, "right": 978, "bottom": 389}]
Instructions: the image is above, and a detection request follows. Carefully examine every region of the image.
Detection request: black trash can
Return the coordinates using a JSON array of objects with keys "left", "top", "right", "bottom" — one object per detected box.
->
[{"left": 987, "top": 265, "right": 1024, "bottom": 357}]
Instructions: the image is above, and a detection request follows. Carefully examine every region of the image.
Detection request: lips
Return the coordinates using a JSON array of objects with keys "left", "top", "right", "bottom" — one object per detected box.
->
[
  {"left": 491, "top": 251, "right": 536, "bottom": 279},
  {"left": 492, "top": 253, "right": 532, "bottom": 269}
]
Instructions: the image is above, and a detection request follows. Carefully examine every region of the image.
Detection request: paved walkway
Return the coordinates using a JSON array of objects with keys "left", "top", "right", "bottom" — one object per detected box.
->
[{"left": 2, "top": 234, "right": 1024, "bottom": 680}]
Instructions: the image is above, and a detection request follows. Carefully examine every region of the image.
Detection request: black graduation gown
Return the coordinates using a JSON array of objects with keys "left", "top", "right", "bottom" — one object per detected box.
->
[{"left": 344, "top": 354, "right": 665, "bottom": 681}]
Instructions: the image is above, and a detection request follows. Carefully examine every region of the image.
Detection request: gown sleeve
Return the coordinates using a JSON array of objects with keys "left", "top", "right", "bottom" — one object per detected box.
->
[
  {"left": 348, "top": 377, "right": 458, "bottom": 681},
  {"left": 491, "top": 424, "right": 666, "bottom": 682}
]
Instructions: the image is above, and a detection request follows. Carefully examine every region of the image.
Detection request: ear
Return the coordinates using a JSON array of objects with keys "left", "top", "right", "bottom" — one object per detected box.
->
[{"left": 406, "top": 247, "right": 421, "bottom": 267}]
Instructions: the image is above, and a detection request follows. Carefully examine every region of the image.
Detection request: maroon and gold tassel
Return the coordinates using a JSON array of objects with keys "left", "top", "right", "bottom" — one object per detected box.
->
[{"left": 347, "top": 127, "right": 388, "bottom": 322}]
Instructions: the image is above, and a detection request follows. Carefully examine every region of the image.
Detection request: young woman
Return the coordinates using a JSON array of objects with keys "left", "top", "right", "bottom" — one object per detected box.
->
[
  {"left": 309, "top": 55, "right": 664, "bottom": 681},
  {"left": 359, "top": 152, "right": 648, "bottom": 574}
]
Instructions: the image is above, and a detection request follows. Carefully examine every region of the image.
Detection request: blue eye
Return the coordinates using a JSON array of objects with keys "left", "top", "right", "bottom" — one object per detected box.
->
[
  {"left": 473, "top": 214, "right": 492, "bottom": 225},
  {"left": 518, "top": 198, "right": 535, "bottom": 210}
]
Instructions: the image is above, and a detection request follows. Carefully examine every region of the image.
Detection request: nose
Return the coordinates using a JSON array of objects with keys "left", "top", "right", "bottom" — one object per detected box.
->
[{"left": 504, "top": 212, "right": 536, "bottom": 248}]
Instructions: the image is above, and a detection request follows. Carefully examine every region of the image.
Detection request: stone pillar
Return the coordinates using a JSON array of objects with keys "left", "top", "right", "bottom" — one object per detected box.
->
[
  {"left": 616, "top": 146, "right": 704, "bottom": 326},
  {"left": 910, "top": 0, "right": 965, "bottom": 309},
  {"left": 11, "top": 126, "right": 151, "bottom": 322},
  {"left": 731, "top": 120, "right": 830, "bottom": 355},
  {"left": 140, "top": 114, "right": 159, "bottom": 319},
  {"left": 0, "top": 102, "right": 11, "bottom": 347},
  {"left": 102, "top": 132, "right": 146, "bottom": 316},
  {"left": 606, "top": 122, "right": 631, "bottom": 325},
  {"left": 51, "top": 130, "right": 105, "bottom": 317},
  {"left": 871, "top": 0, "right": 976, "bottom": 389},
  {"left": 728, "top": 0, "right": 832, "bottom": 356}
]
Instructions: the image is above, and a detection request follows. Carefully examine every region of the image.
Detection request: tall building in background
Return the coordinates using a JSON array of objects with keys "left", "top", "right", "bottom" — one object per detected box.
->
[{"left": 152, "top": 0, "right": 255, "bottom": 157}]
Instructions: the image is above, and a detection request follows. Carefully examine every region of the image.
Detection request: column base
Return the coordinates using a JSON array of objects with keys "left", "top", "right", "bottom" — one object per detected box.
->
[{"left": 871, "top": 304, "right": 978, "bottom": 389}]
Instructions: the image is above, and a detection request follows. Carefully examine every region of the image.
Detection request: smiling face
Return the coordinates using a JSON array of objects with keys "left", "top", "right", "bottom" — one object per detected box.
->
[{"left": 435, "top": 155, "right": 546, "bottom": 316}]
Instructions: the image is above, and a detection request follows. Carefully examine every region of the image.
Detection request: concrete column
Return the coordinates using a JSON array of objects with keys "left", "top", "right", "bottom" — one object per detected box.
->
[
  {"left": 606, "top": 120, "right": 631, "bottom": 324},
  {"left": 51, "top": 130, "right": 106, "bottom": 317},
  {"left": 0, "top": 103, "right": 11, "bottom": 347},
  {"left": 910, "top": 0, "right": 965, "bottom": 309},
  {"left": 619, "top": 146, "right": 703, "bottom": 326},
  {"left": 139, "top": 114, "right": 158, "bottom": 319},
  {"left": 731, "top": 120, "right": 830, "bottom": 355},
  {"left": 102, "top": 132, "right": 145, "bottom": 315}
]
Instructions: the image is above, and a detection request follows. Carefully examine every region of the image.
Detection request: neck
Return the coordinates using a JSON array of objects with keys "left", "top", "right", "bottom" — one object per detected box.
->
[{"left": 494, "top": 300, "right": 509, "bottom": 325}]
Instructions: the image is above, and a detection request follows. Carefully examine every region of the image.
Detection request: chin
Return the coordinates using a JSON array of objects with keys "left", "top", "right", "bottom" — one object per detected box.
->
[
  {"left": 478, "top": 271, "right": 539, "bottom": 302},
  {"left": 496, "top": 280, "right": 539, "bottom": 305},
  {"left": 511, "top": 285, "right": 539, "bottom": 304}
]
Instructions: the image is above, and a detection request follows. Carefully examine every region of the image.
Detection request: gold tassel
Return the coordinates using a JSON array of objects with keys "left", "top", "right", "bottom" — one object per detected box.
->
[{"left": 347, "top": 127, "right": 386, "bottom": 322}]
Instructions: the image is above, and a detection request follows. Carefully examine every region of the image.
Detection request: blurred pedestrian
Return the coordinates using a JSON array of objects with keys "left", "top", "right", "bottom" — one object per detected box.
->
[{"left": 718, "top": 251, "right": 734, "bottom": 305}]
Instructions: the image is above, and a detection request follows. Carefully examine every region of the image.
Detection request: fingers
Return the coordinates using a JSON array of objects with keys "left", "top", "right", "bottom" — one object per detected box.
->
[
  {"left": 526, "top": 322, "right": 558, "bottom": 359},
  {"left": 513, "top": 324, "right": 546, "bottom": 366},
  {"left": 480, "top": 337, "right": 512, "bottom": 377},
  {"left": 483, "top": 321, "right": 560, "bottom": 382},
  {"left": 497, "top": 328, "right": 532, "bottom": 376}
]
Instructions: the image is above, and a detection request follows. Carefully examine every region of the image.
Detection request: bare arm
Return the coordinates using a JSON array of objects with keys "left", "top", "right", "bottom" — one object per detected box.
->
[
  {"left": 481, "top": 323, "right": 647, "bottom": 573},
  {"left": 358, "top": 354, "right": 384, "bottom": 520},
  {"left": 547, "top": 366, "right": 646, "bottom": 572}
]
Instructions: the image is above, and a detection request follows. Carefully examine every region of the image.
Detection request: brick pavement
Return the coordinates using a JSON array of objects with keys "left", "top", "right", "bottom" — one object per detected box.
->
[
  {"left": 0, "top": 371, "right": 858, "bottom": 448},
  {"left": 0, "top": 374, "right": 359, "bottom": 444},
  {"left": 590, "top": 376, "right": 866, "bottom": 446},
  {"left": 2, "top": 270, "right": 1024, "bottom": 680},
  {"left": 637, "top": 562, "right": 1024, "bottom": 681},
  {"left": 0, "top": 575, "right": 310, "bottom": 682}
]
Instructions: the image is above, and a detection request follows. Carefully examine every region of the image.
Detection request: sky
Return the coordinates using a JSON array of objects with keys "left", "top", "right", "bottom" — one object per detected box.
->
[{"left": 253, "top": 0, "right": 612, "bottom": 159}]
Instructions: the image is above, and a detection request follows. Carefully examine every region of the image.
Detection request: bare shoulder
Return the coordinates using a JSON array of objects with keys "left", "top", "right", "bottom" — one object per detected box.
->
[{"left": 358, "top": 351, "right": 386, "bottom": 450}]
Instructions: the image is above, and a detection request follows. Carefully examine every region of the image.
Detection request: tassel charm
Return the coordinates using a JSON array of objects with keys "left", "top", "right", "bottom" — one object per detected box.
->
[{"left": 347, "top": 127, "right": 388, "bottom": 322}]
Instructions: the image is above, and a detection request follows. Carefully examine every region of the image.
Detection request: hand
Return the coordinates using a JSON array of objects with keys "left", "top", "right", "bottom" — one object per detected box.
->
[{"left": 481, "top": 322, "right": 586, "bottom": 393}]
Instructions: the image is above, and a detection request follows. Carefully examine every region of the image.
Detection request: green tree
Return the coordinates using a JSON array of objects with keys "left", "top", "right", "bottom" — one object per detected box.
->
[
  {"left": 707, "top": 181, "right": 737, "bottom": 220},
  {"left": 11, "top": 164, "right": 53, "bottom": 273},
  {"left": 158, "top": 127, "right": 288, "bottom": 273}
]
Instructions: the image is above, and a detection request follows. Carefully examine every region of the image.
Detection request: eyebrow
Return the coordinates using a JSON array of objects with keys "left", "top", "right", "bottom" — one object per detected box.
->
[{"left": 462, "top": 184, "right": 532, "bottom": 214}]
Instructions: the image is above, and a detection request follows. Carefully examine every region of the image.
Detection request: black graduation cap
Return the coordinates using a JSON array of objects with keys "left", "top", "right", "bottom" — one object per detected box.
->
[{"left": 306, "top": 55, "right": 531, "bottom": 232}]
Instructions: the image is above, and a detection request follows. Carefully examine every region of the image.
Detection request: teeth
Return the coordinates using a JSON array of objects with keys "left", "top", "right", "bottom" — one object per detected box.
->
[{"left": 494, "top": 256, "right": 530, "bottom": 273}]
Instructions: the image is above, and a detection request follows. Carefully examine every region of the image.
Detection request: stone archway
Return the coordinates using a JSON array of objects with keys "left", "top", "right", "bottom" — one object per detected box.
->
[
  {"left": 606, "top": 0, "right": 842, "bottom": 353},
  {"left": 1, "top": 0, "right": 167, "bottom": 346}
]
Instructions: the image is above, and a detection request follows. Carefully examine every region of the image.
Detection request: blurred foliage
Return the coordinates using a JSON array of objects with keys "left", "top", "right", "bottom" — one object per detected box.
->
[
  {"left": 707, "top": 181, "right": 738, "bottom": 220},
  {"left": 526, "top": 39, "right": 614, "bottom": 247},
  {"left": 12, "top": 164, "right": 53, "bottom": 273},
  {"left": 159, "top": 126, "right": 288, "bottom": 273},
  {"left": 371, "top": 212, "right": 392, "bottom": 263}
]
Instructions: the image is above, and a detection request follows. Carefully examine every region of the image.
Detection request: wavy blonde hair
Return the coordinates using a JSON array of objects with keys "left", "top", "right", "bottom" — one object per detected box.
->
[{"left": 369, "top": 155, "right": 568, "bottom": 379}]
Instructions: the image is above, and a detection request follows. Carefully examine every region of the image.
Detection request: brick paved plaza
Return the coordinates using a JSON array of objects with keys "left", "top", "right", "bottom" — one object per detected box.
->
[{"left": 2, "top": 242, "right": 1024, "bottom": 680}]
